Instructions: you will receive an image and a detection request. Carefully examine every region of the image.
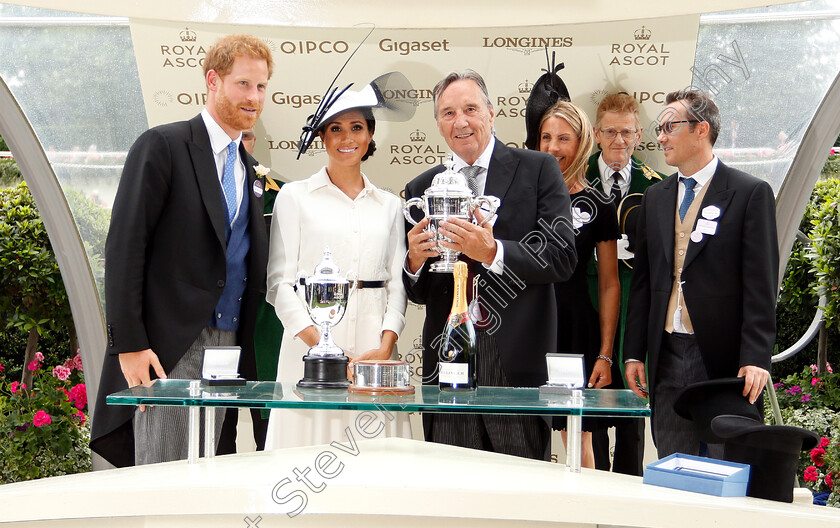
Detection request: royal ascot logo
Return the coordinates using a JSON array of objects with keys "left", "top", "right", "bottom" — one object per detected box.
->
[
  {"left": 493, "top": 82, "right": 532, "bottom": 118},
  {"left": 161, "top": 27, "right": 207, "bottom": 68},
  {"left": 180, "top": 27, "right": 197, "bottom": 42},
  {"left": 378, "top": 38, "right": 451, "bottom": 56},
  {"left": 381, "top": 88, "right": 433, "bottom": 108},
  {"left": 634, "top": 26, "right": 652, "bottom": 41},
  {"left": 481, "top": 35, "right": 573, "bottom": 55},
  {"left": 389, "top": 130, "right": 448, "bottom": 166},
  {"left": 153, "top": 90, "right": 174, "bottom": 107},
  {"left": 270, "top": 92, "right": 323, "bottom": 108},
  {"left": 267, "top": 138, "right": 325, "bottom": 156},
  {"left": 610, "top": 26, "right": 670, "bottom": 67}
]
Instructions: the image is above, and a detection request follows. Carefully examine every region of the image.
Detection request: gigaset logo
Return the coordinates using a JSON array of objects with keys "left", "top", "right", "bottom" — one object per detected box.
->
[
  {"left": 271, "top": 92, "right": 323, "bottom": 108},
  {"left": 378, "top": 38, "right": 451, "bottom": 56}
]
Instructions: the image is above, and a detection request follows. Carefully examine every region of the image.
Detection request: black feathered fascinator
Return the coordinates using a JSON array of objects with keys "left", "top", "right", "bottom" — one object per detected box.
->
[{"left": 524, "top": 48, "right": 571, "bottom": 150}]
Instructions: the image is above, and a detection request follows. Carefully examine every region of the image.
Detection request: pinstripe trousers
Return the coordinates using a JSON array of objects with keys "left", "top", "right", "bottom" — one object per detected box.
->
[
  {"left": 133, "top": 326, "right": 233, "bottom": 465},
  {"left": 652, "top": 331, "right": 723, "bottom": 459},
  {"left": 426, "top": 330, "right": 550, "bottom": 461}
]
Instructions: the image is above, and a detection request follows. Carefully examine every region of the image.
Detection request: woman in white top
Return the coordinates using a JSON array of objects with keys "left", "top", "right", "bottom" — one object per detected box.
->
[{"left": 264, "top": 82, "right": 411, "bottom": 449}]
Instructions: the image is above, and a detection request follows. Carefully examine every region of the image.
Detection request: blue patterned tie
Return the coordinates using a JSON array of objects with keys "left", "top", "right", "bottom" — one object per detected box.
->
[
  {"left": 222, "top": 141, "right": 237, "bottom": 223},
  {"left": 679, "top": 177, "right": 697, "bottom": 222}
]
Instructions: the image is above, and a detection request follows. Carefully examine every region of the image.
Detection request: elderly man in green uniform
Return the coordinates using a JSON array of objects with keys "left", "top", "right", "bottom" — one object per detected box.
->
[{"left": 585, "top": 93, "right": 664, "bottom": 475}]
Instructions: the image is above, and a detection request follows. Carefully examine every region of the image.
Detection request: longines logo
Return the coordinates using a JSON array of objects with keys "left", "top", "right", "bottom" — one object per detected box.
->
[
  {"left": 271, "top": 92, "right": 323, "bottom": 108},
  {"left": 389, "top": 131, "right": 448, "bottom": 165},
  {"left": 153, "top": 90, "right": 174, "bottom": 107},
  {"left": 267, "top": 138, "right": 325, "bottom": 155},
  {"left": 381, "top": 88, "right": 433, "bottom": 107},
  {"left": 610, "top": 26, "right": 670, "bottom": 66},
  {"left": 481, "top": 35, "right": 573, "bottom": 55},
  {"left": 378, "top": 38, "right": 451, "bottom": 56},
  {"left": 272, "top": 40, "right": 349, "bottom": 54},
  {"left": 160, "top": 27, "right": 206, "bottom": 68}
]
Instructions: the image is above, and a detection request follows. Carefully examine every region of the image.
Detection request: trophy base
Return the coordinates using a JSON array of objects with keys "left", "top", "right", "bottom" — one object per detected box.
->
[
  {"left": 429, "top": 260, "right": 458, "bottom": 273},
  {"left": 297, "top": 355, "right": 350, "bottom": 390}
]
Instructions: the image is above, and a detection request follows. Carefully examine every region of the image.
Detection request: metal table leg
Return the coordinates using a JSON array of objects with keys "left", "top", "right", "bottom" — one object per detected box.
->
[
  {"left": 566, "top": 388, "right": 584, "bottom": 472},
  {"left": 188, "top": 406, "right": 200, "bottom": 464},
  {"left": 188, "top": 380, "right": 200, "bottom": 464},
  {"left": 566, "top": 414, "right": 582, "bottom": 472},
  {"left": 204, "top": 407, "right": 216, "bottom": 459}
]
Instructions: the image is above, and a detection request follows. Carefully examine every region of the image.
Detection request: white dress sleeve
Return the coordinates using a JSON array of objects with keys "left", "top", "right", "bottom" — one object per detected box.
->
[
  {"left": 380, "top": 196, "right": 407, "bottom": 337},
  {"left": 265, "top": 184, "right": 313, "bottom": 339}
]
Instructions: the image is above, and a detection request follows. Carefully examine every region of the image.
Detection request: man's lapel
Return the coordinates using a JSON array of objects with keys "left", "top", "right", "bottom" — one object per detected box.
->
[
  {"left": 683, "top": 164, "right": 735, "bottom": 270},
  {"left": 483, "top": 140, "right": 517, "bottom": 203},
  {"left": 654, "top": 174, "right": 679, "bottom": 270},
  {"left": 188, "top": 115, "right": 227, "bottom": 248}
]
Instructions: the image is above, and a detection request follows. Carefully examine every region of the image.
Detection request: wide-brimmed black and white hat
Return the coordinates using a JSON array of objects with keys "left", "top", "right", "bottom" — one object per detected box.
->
[{"left": 297, "top": 71, "right": 415, "bottom": 159}]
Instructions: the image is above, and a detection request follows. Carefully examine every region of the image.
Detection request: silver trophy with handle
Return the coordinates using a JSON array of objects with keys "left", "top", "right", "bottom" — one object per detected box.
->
[{"left": 403, "top": 158, "right": 499, "bottom": 272}]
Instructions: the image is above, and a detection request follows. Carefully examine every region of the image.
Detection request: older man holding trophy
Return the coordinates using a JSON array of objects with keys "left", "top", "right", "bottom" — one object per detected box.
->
[{"left": 403, "top": 69, "right": 577, "bottom": 460}]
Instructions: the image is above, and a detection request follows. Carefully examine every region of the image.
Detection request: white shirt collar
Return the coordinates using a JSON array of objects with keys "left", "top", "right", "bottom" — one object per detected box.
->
[
  {"left": 201, "top": 108, "right": 241, "bottom": 155},
  {"left": 307, "top": 166, "right": 382, "bottom": 203},
  {"left": 450, "top": 136, "right": 495, "bottom": 172},
  {"left": 597, "top": 152, "right": 632, "bottom": 183},
  {"left": 678, "top": 155, "right": 718, "bottom": 190}
]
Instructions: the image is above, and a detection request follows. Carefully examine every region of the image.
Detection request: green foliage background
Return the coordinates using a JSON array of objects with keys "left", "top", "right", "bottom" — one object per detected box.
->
[{"left": 774, "top": 166, "right": 840, "bottom": 379}]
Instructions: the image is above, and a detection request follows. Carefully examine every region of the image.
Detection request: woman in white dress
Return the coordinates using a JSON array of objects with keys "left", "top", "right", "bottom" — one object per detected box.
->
[{"left": 264, "top": 82, "right": 411, "bottom": 449}]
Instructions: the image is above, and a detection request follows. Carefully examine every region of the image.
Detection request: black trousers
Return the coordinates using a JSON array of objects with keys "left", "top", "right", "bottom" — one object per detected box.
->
[
  {"left": 591, "top": 353, "right": 645, "bottom": 475},
  {"left": 424, "top": 330, "right": 550, "bottom": 461},
  {"left": 653, "top": 331, "right": 723, "bottom": 459},
  {"left": 217, "top": 408, "right": 268, "bottom": 454}
]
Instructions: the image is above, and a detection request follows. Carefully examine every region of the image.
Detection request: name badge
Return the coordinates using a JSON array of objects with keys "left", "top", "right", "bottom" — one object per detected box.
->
[
  {"left": 690, "top": 231, "right": 704, "bottom": 243},
  {"left": 702, "top": 205, "right": 721, "bottom": 220},
  {"left": 253, "top": 179, "right": 264, "bottom": 198},
  {"left": 696, "top": 218, "right": 718, "bottom": 235}
]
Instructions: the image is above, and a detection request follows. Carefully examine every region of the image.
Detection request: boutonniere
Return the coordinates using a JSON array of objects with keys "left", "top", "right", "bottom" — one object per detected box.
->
[
  {"left": 254, "top": 164, "right": 280, "bottom": 191},
  {"left": 254, "top": 164, "right": 270, "bottom": 177}
]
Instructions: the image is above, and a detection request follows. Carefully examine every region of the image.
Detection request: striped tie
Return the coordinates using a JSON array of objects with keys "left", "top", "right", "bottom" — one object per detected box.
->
[{"left": 461, "top": 165, "right": 482, "bottom": 195}]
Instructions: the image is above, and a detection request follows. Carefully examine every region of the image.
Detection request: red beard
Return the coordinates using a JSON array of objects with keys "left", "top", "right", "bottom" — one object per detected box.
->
[{"left": 215, "top": 84, "right": 261, "bottom": 132}]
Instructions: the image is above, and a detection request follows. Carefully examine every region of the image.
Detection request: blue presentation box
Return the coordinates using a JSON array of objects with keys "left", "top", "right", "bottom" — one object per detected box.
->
[{"left": 643, "top": 453, "right": 750, "bottom": 497}]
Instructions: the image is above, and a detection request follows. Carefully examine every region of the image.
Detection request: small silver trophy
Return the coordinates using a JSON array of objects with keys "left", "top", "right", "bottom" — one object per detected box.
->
[
  {"left": 403, "top": 158, "right": 499, "bottom": 272},
  {"left": 296, "top": 248, "right": 357, "bottom": 389}
]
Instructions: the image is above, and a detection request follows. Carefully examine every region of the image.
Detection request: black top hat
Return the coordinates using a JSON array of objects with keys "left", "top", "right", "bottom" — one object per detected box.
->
[
  {"left": 712, "top": 414, "right": 820, "bottom": 502},
  {"left": 673, "top": 378, "right": 763, "bottom": 444},
  {"left": 524, "top": 49, "right": 571, "bottom": 151}
]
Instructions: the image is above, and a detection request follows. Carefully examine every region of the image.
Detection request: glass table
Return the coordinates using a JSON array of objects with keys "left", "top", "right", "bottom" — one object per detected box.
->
[{"left": 107, "top": 380, "right": 650, "bottom": 472}]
